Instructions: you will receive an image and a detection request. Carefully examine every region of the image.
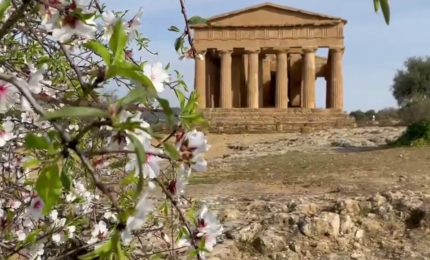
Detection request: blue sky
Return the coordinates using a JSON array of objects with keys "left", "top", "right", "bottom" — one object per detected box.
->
[{"left": 104, "top": 0, "right": 430, "bottom": 112}]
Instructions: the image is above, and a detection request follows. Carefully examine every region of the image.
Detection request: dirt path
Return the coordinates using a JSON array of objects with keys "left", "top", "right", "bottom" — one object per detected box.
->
[
  {"left": 191, "top": 127, "right": 430, "bottom": 199},
  {"left": 187, "top": 127, "right": 430, "bottom": 260}
]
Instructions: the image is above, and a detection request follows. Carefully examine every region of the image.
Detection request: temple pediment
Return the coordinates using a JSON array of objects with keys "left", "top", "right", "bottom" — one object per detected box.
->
[{"left": 202, "top": 3, "right": 346, "bottom": 28}]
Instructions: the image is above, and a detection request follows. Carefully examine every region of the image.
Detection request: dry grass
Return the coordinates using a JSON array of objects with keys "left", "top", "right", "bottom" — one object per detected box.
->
[{"left": 190, "top": 146, "right": 430, "bottom": 199}]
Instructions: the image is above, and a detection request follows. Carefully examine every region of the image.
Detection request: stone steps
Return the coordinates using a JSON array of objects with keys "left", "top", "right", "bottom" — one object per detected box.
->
[
  {"left": 208, "top": 115, "right": 349, "bottom": 120},
  {"left": 201, "top": 108, "right": 356, "bottom": 133},
  {"left": 203, "top": 109, "right": 344, "bottom": 116}
]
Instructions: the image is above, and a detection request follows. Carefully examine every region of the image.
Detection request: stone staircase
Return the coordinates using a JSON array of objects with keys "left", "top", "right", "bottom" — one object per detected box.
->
[{"left": 201, "top": 108, "right": 356, "bottom": 133}]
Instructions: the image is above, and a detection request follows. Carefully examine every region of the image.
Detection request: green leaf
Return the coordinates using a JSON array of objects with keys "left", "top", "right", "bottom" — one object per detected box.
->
[
  {"left": 36, "top": 164, "right": 62, "bottom": 215},
  {"left": 61, "top": 169, "right": 72, "bottom": 191},
  {"left": 380, "top": 0, "right": 390, "bottom": 24},
  {"left": 72, "top": 9, "right": 96, "bottom": 21},
  {"left": 23, "top": 229, "right": 42, "bottom": 245},
  {"left": 121, "top": 173, "right": 139, "bottom": 186},
  {"left": 127, "top": 133, "right": 147, "bottom": 194},
  {"left": 181, "top": 113, "right": 207, "bottom": 128},
  {"left": 112, "top": 231, "right": 128, "bottom": 260},
  {"left": 43, "top": 107, "right": 108, "bottom": 120},
  {"left": 163, "top": 142, "right": 180, "bottom": 160},
  {"left": 174, "top": 36, "right": 185, "bottom": 54},
  {"left": 127, "top": 134, "right": 147, "bottom": 166},
  {"left": 109, "top": 20, "right": 128, "bottom": 64},
  {"left": 183, "top": 91, "right": 198, "bottom": 114},
  {"left": 107, "top": 63, "right": 156, "bottom": 95},
  {"left": 175, "top": 89, "right": 186, "bottom": 109},
  {"left": 0, "top": 0, "right": 11, "bottom": 20},
  {"left": 188, "top": 16, "right": 208, "bottom": 25},
  {"left": 168, "top": 26, "right": 180, "bottom": 32},
  {"left": 157, "top": 98, "right": 174, "bottom": 126},
  {"left": 373, "top": 0, "right": 380, "bottom": 12},
  {"left": 23, "top": 158, "right": 40, "bottom": 170},
  {"left": 25, "top": 134, "right": 50, "bottom": 150},
  {"left": 79, "top": 240, "right": 113, "bottom": 260},
  {"left": 84, "top": 40, "right": 111, "bottom": 65},
  {"left": 119, "top": 87, "right": 147, "bottom": 106}
]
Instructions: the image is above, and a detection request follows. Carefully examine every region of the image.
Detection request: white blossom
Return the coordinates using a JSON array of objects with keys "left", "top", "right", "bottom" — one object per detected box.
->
[
  {"left": 16, "top": 229, "right": 27, "bottom": 241},
  {"left": 103, "top": 211, "right": 118, "bottom": 222},
  {"left": 143, "top": 62, "right": 169, "bottom": 93},
  {"left": 66, "top": 225, "right": 76, "bottom": 239},
  {"left": 65, "top": 192, "right": 77, "bottom": 202},
  {"left": 176, "top": 130, "right": 210, "bottom": 173},
  {"left": 51, "top": 233, "right": 65, "bottom": 245},
  {"left": 28, "top": 242, "right": 44, "bottom": 260},
  {"left": 101, "top": 11, "right": 118, "bottom": 40},
  {"left": 126, "top": 8, "right": 143, "bottom": 40},
  {"left": 52, "top": 17, "right": 96, "bottom": 42},
  {"left": 122, "top": 194, "right": 153, "bottom": 245},
  {"left": 21, "top": 64, "right": 52, "bottom": 111},
  {"left": 196, "top": 205, "right": 223, "bottom": 253},
  {"left": 49, "top": 209, "right": 58, "bottom": 221},
  {"left": 7, "top": 198, "right": 21, "bottom": 210},
  {"left": 126, "top": 154, "right": 164, "bottom": 189},
  {"left": 87, "top": 220, "right": 108, "bottom": 244}
]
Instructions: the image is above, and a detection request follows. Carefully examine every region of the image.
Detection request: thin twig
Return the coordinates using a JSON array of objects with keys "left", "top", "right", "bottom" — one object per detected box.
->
[
  {"left": 156, "top": 124, "right": 180, "bottom": 148},
  {"left": 6, "top": 226, "right": 64, "bottom": 258},
  {"left": 59, "top": 43, "right": 87, "bottom": 90},
  {"left": 0, "top": 72, "right": 119, "bottom": 211},
  {"left": 0, "top": 0, "right": 31, "bottom": 41},
  {"left": 178, "top": 0, "right": 196, "bottom": 57},
  {"left": 71, "top": 120, "right": 112, "bottom": 144},
  {"left": 138, "top": 246, "right": 189, "bottom": 258},
  {"left": 154, "top": 178, "right": 202, "bottom": 260}
]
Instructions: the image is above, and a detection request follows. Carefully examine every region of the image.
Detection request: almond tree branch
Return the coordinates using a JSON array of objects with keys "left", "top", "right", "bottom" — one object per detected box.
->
[
  {"left": 0, "top": 72, "right": 119, "bottom": 211},
  {"left": 154, "top": 178, "right": 202, "bottom": 260},
  {"left": 59, "top": 43, "right": 88, "bottom": 91},
  {"left": 178, "top": 0, "right": 196, "bottom": 57},
  {"left": 0, "top": 0, "right": 32, "bottom": 41}
]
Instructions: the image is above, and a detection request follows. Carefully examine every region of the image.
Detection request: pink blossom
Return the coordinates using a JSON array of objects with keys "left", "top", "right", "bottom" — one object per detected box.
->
[
  {"left": 0, "top": 118, "right": 14, "bottom": 147},
  {"left": 29, "top": 196, "right": 45, "bottom": 220},
  {"left": 0, "top": 81, "right": 17, "bottom": 113}
]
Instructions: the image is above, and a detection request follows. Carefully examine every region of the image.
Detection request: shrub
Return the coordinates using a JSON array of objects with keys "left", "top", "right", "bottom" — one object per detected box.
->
[
  {"left": 350, "top": 110, "right": 369, "bottom": 122},
  {"left": 399, "top": 97, "right": 430, "bottom": 125},
  {"left": 394, "top": 120, "right": 430, "bottom": 146}
]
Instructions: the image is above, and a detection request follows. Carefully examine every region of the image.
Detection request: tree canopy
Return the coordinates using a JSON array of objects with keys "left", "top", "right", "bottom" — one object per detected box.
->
[{"left": 392, "top": 57, "right": 430, "bottom": 106}]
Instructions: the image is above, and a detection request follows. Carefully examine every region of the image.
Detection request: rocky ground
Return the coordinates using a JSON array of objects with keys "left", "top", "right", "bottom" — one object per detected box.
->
[{"left": 189, "top": 127, "right": 430, "bottom": 259}]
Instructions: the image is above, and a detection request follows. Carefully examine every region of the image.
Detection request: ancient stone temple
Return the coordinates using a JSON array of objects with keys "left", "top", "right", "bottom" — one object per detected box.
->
[{"left": 191, "top": 3, "right": 355, "bottom": 133}]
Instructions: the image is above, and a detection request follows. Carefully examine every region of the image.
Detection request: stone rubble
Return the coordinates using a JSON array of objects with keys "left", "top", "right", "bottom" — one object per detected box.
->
[
  {"left": 203, "top": 190, "right": 430, "bottom": 260},
  {"left": 217, "top": 127, "right": 405, "bottom": 165}
]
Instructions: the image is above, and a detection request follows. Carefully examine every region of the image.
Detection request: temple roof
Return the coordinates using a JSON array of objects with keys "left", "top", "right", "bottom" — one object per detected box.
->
[{"left": 192, "top": 2, "right": 347, "bottom": 28}]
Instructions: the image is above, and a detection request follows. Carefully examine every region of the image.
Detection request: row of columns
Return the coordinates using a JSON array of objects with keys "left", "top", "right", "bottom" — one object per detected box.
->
[{"left": 195, "top": 47, "right": 344, "bottom": 110}]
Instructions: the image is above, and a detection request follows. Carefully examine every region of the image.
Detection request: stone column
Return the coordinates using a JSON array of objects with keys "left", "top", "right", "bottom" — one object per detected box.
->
[
  {"left": 325, "top": 75, "right": 331, "bottom": 109},
  {"left": 328, "top": 48, "right": 345, "bottom": 110},
  {"left": 288, "top": 53, "right": 303, "bottom": 107},
  {"left": 194, "top": 51, "right": 206, "bottom": 109},
  {"left": 302, "top": 48, "right": 317, "bottom": 109},
  {"left": 247, "top": 49, "right": 260, "bottom": 108},
  {"left": 262, "top": 55, "right": 272, "bottom": 108},
  {"left": 220, "top": 50, "right": 233, "bottom": 108},
  {"left": 243, "top": 54, "right": 249, "bottom": 85},
  {"left": 276, "top": 49, "right": 289, "bottom": 109}
]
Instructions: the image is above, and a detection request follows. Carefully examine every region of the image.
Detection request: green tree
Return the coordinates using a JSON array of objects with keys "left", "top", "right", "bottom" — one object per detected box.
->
[{"left": 392, "top": 57, "right": 430, "bottom": 106}]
